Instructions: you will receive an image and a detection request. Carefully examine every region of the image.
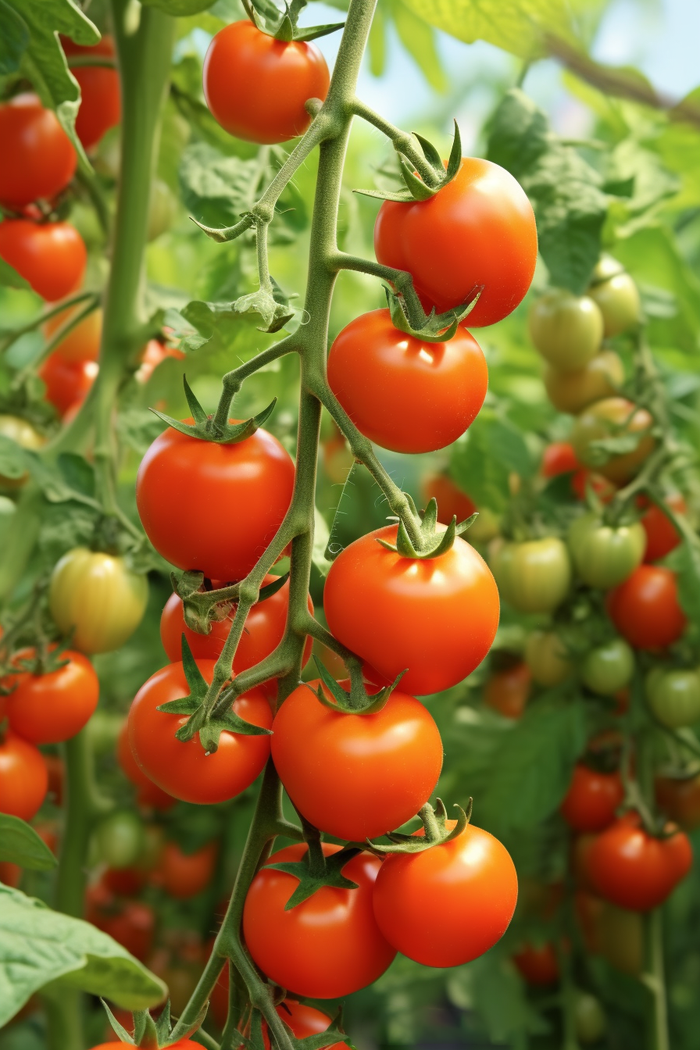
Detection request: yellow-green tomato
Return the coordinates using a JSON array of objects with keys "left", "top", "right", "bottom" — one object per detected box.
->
[
  {"left": 0, "top": 414, "right": 45, "bottom": 488},
  {"left": 567, "top": 512, "right": 646, "bottom": 589},
  {"left": 581, "top": 638, "right": 634, "bottom": 696},
  {"left": 528, "top": 290, "right": 604, "bottom": 372},
  {"left": 587, "top": 255, "right": 641, "bottom": 337},
  {"left": 93, "top": 810, "right": 145, "bottom": 870},
  {"left": 571, "top": 397, "right": 655, "bottom": 485},
  {"left": 574, "top": 992, "right": 607, "bottom": 1045},
  {"left": 646, "top": 668, "right": 700, "bottom": 729},
  {"left": 525, "top": 630, "right": 574, "bottom": 687},
  {"left": 544, "top": 350, "right": 624, "bottom": 415},
  {"left": 49, "top": 547, "right": 148, "bottom": 654},
  {"left": 491, "top": 537, "right": 571, "bottom": 614},
  {"left": 147, "top": 178, "right": 177, "bottom": 241}
]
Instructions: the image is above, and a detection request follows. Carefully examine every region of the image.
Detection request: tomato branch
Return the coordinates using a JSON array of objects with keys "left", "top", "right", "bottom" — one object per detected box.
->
[
  {"left": 350, "top": 98, "right": 438, "bottom": 184},
  {"left": 0, "top": 290, "right": 97, "bottom": 354}
]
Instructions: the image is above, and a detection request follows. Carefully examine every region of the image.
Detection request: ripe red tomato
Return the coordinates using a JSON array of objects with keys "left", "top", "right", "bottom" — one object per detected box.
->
[
  {"left": 560, "top": 764, "right": 624, "bottom": 833},
  {"left": 135, "top": 338, "right": 186, "bottom": 384},
  {"left": 242, "top": 842, "right": 396, "bottom": 998},
  {"left": 0, "top": 94, "right": 76, "bottom": 208},
  {"left": 136, "top": 423, "right": 295, "bottom": 583},
  {"left": 0, "top": 220, "right": 86, "bottom": 302},
  {"left": 513, "top": 942, "right": 560, "bottom": 985},
  {"left": 5, "top": 647, "right": 99, "bottom": 744},
  {"left": 324, "top": 525, "right": 499, "bottom": 695},
  {"left": 203, "top": 20, "right": 329, "bottom": 144},
  {"left": 43, "top": 305, "right": 102, "bottom": 363},
  {"left": 160, "top": 574, "right": 313, "bottom": 669},
  {"left": 271, "top": 678, "right": 443, "bottom": 841},
  {"left": 422, "top": 473, "right": 476, "bottom": 525},
  {"left": 86, "top": 882, "right": 155, "bottom": 961},
  {"left": 0, "top": 730, "right": 48, "bottom": 821},
  {"left": 587, "top": 812, "right": 692, "bottom": 911},
  {"left": 327, "top": 309, "right": 488, "bottom": 453},
  {"left": 61, "top": 36, "right": 121, "bottom": 149},
  {"left": 655, "top": 773, "right": 700, "bottom": 831},
  {"left": 640, "top": 494, "right": 685, "bottom": 563},
  {"left": 607, "top": 566, "right": 686, "bottom": 650},
  {"left": 151, "top": 840, "right": 218, "bottom": 900},
  {"left": 116, "top": 720, "right": 175, "bottom": 811},
  {"left": 541, "top": 441, "right": 579, "bottom": 478},
  {"left": 128, "top": 661, "right": 272, "bottom": 804},
  {"left": 39, "top": 353, "right": 98, "bottom": 415},
  {"left": 484, "top": 661, "right": 532, "bottom": 719},
  {"left": 570, "top": 467, "right": 616, "bottom": 503},
  {"left": 374, "top": 158, "right": 537, "bottom": 328}
]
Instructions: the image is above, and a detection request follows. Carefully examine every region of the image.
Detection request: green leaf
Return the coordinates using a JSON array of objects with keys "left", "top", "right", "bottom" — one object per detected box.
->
[
  {"left": 0, "top": 257, "right": 30, "bottom": 291},
  {"left": 57, "top": 452, "right": 95, "bottom": 500},
  {"left": 0, "top": 0, "right": 29, "bottom": 75},
  {"left": 141, "top": 0, "right": 215, "bottom": 11},
  {"left": 0, "top": 884, "right": 166, "bottom": 1026},
  {"left": 389, "top": 1, "right": 447, "bottom": 93},
  {"left": 0, "top": 435, "right": 28, "bottom": 481},
  {"left": 179, "top": 142, "right": 264, "bottom": 228},
  {"left": 0, "top": 816, "right": 57, "bottom": 871},
  {"left": 447, "top": 947, "right": 550, "bottom": 1043},
  {"left": 486, "top": 89, "right": 551, "bottom": 177}
]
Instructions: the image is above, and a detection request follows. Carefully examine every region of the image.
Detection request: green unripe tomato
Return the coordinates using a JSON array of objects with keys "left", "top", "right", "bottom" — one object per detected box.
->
[
  {"left": 491, "top": 537, "right": 571, "bottom": 614},
  {"left": 588, "top": 255, "right": 641, "bottom": 337},
  {"left": 147, "top": 178, "right": 177, "bottom": 241},
  {"left": 574, "top": 992, "right": 607, "bottom": 1044},
  {"left": 528, "top": 290, "right": 604, "bottom": 372},
  {"left": 94, "top": 810, "right": 145, "bottom": 870},
  {"left": 571, "top": 397, "right": 655, "bottom": 485},
  {"left": 646, "top": 668, "right": 700, "bottom": 729},
  {"left": 568, "top": 512, "right": 646, "bottom": 589},
  {"left": 525, "top": 630, "right": 574, "bottom": 687},
  {"left": 581, "top": 638, "right": 635, "bottom": 696},
  {"left": 544, "top": 350, "right": 624, "bottom": 415},
  {"left": 468, "top": 507, "right": 500, "bottom": 545}
]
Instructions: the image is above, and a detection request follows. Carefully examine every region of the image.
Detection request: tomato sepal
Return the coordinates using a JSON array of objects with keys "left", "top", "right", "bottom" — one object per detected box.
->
[
  {"left": 310, "top": 655, "right": 405, "bottom": 715},
  {"left": 355, "top": 122, "right": 463, "bottom": 204},
  {"left": 379, "top": 498, "right": 477, "bottom": 560},
  {"left": 243, "top": 0, "right": 346, "bottom": 44},
  {"left": 102, "top": 994, "right": 206, "bottom": 1047},
  {"left": 385, "top": 284, "right": 480, "bottom": 343},
  {"left": 151, "top": 377, "right": 277, "bottom": 445},
  {"left": 370, "top": 798, "right": 471, "bottom": 854},
  {"left": 268, "top": 842, "right": 362, "bottom": 910},
  {"left": 231, "top": 279, "right": 296, "bottom": 334}
]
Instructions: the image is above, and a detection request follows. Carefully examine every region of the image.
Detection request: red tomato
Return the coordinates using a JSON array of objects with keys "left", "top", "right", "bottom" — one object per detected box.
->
[
  {"left": 327, "top": 309, "right": 488, "bottom": 453},
  {"left": 135, "top": 338, "right": 186, "bottom": 384},
  {"left": 0, "top": 94, "right": 76, "bottom": 208},
  {"left": 45, "top": 754, "right": 65, "bottom": 806},
  {"left": 513, "top": 942, "right": 560, "bottom": 985},
  {"left": 0, "top": 220, "right": 86, "bottom": 302},
  {"left": 607, "top": 566, "right": 686, "bottom": 650},
  {"left": 571, "top": 468, "right": 617, "bottom": 503},
  {"left": 61, "top": 36, "right": 121, "bottom": 149},
  {"left": 0, "top": 730, "right": 48, "bottom": 821},
  {"left": 372, "top": 820, "right": 517, "bottom": 966},
  {"left": 160, "top": 574, "right": 313, "bottom": 669},
  {"left": 0, "top": 861, "right": 21, "bottom": 887},
  {"left": 39, "top": 353, "right": 98, "bottom": 415},
  {"left": 86, "top": 883, "right": 156, "bottom": 961},
  {"left": 640, "top": 494, "right": 685, "bottom": 563},
  {"left": 374, "top": 158, "right": 537, "bottom": 328},
  {"left": 422, "top": 474, "right": 476, "bottom": 525},
  {"left": 136, "top": 423, "right": 295, "bottom": 583},
  {"left": 541, "top": 441, "right": 579, "bottom": 478},
  {"left": 656, "top": 773, "right": 700, "bottom": 831},
  {"left": 203, "top": 20, "right": 329, "bottom": 144},
  {"left": 116, "top": 719, "right": 176, "bottom": 811},
  {"left": 43, "top": 305, "right": 101, "bottom": 363},
  {"left": 101, "top": 867, "right": 148, "bottom": 897},
  {"left": 243, "top": 842, "right": 395, "bottom": 998},
  {"left": 560, "top": 764, "right": 624, "bottom": 833},
  {"left": 271, "top": 678, "right": 443, "bottom": 841},
  {"left": 151, "top": 840, "right": 218, "bottom": 899},
  {"left": 5, "top": 647, "right": 99, "bottom": 744},
  {"left": 324, "top": 524, "right": 499, "bottom": 695},
  {"left": 587, "top": 812, "right": 692, "bottom": 911},
  {"left": 484, "top": 661, "right": 532, "bottom": 719},
  {"left": 128, "top": 661, "right": 272, "bottom": 804}
]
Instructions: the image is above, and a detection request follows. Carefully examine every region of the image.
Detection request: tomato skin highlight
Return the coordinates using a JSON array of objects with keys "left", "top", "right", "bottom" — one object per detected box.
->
[
  {"left": 0, "top": 94, "right": 76, "bottom": 208},
  {"left": 560, "top": 764, "right": 624, "bottom": 833},
  {"left": 607, "top": 566, "right": 686, "bottom": 650},
  {"left": 324, "top": 524, "right": 499, "bottom": 695},
  {"left": 243, "top": 842, "right": 396, "bottom": 998},
  {"left": 39, "top": 353, "right": 98, "bottom": 416},
  {"left": 0, "top": 730, "right": 48, "bottom": 821},
  {"left": 5, "top": 648, "right": 99, "bottom": 744},
  {"left": 137, "top": 423, "right": 295, "bottom": 583},
  {"left": 61, "top": 36, "right": 121, "bottom": 150},
  {"left": 203, "top": 20, "right": 329, "bottom": 144},
  {"left": 372, "top": 822, "right": 518, "bottom": 967},
  {"left": 271, "top": 678, "right": 443, "bottom": 841},
  {"left": 374, "top": 157, "right": 537, "bottom": 328},
  {"left": 128, "top": 661, "right": 272, "bottom": 805},
  {"left": 327, "top": 309, "right": 488, "bottom": 453},
  {"left": 0, "top": 220, "right": 87, "bottom": 302}
]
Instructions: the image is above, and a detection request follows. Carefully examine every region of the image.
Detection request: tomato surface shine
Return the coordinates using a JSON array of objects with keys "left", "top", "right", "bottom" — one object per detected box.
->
[
  {"left": 327, "top": 309, "right": 488, "bottom": 453},
  {"left": 324, "top": 525, "right": 499, "bottom": 695},
  {"left": 0, "top": 94, "right": 76, "bottom": 208},
  {"left": 271, "top": 678, "right": 443, "bottom": 840},
  {"left": 243, "top": 842, "right": 396, "bottom": 998},
  {"left": 374, "top": 157, "right": 537, "bottom": 327},
  {"left": 137, "top": 422, "right": 295, "bottom": 583},
  {"left": 0, "top": 220, "right": 87, "bottom": 302},
  {"left": 203, "top": 20, "right": 329, "bottom": 144}
]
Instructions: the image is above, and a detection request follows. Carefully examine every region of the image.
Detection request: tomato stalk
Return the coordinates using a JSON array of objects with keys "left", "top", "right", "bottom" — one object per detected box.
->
[
  {"left": 11, "top": 296, "right": 100, "bottom": 391},
  {"left": 644, "top": 909, "right": 670, "bottom": 1050}
]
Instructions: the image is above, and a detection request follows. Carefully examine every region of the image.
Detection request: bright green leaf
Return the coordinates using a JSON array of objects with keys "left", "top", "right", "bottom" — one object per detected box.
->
[{"left": 0, "top": 816, "right": 57, "bottom": 871}]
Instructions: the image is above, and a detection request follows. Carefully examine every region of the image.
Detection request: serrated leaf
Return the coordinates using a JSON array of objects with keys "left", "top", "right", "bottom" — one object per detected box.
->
[{"left": 0, "top": 816, "right": 57, "bottom": 871}]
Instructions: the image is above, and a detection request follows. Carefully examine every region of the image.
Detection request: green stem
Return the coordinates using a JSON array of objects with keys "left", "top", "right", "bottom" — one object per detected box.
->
[
  {"left": 0, "top": 291, "right": 96, "bottom": 353},
  {"left": 55, "top": 729, "right": 106, "bottom": 917},
  {"left": 643, "top": 909, "right": 670, "bottom": 1050},
  {"left": 42, "top": 990, "right": 84, "bottom": 1050},
  {"left": 213, "top": 334, "right": 297, "bottom": 431},
  {"left": 350, "top": 98, "right": 437, "bottom": 183},
  {"left": 0, "top": 484, "right": 43, "bottom": 604},
  {"left": 12, "top": 297, "right": 100, "bottom": 389}
]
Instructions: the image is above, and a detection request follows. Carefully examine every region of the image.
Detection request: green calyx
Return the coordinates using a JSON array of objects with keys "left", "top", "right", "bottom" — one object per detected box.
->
[
  {"left": 172, "top": 572, "right": 287, "bottom": 636},
  {"left": 311, "top": 655, "right": 405, "bottom": 715},
  {"left": 355, "top": 121, "right": 462, "bottom": 204},
  {"left": 370, "top": 798, "right": 471, "bottom": 855},
  {"left": 385, "top": 284, "right": 481, "bottom": 343},
  {"left": 380, "top": 497, "right": 478, "bottom": 560},
  {"left": 243, "top": 0, "right": 345, "bottom": 43},
  {"left": 152, "top": 376, "right": 276, "bottom": 444},
  {"left": 269, "top": 844, "right": 361, "bottom": 910},
  {"left": 102, "top": 996, "right": 206, "bottom": 1047}
]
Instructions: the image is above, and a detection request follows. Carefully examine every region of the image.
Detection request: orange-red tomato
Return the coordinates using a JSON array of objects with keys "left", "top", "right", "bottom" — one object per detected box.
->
[
  {"left": 43, "top": 305, "right": 102, "bottom": 363},
  {"left": 136, "top": 423, "right": 295, "bottom": 583},
  {"left": 0, "top": 730, "right": 48, "bottom": 821},
  {"left": 640, "top": 494, "right": 685, "bottom": 563},
  {"left": 422, "top": 473, "right": 476, "bottom": 525},
  {"left": 151, "top": 840, "right": 218, "bottom": 900},
  {"left": 116, "top": 719, "right": 176, "bottom": 811},
  {"left": 203, "top": 20, "right": 329, "bottom": 144},
  {"left": 271, "top": 678, "right": 443, "bottom": 841},
  {"left": 372, "top": 821, "right": 517, "bottom": 967},
  {"left": 0, "top": 861, "right": 22, "bottom": 887},
  {"left": 61, "top": 36, "right": 121, "bottom": 149},
  {"left": 135, "top": 338, "right": 186, "bottom": 384},
  {"left": 0, "top": 220, "right": 87, "bottom": 301},
  {"left": 560, "top": 764, "right": 624, "bottom": 833},
  {"left": 570, "top": 467, "right": 617, "bottom": 503},
  {"left": 5, "top": 648, "right": 99, "bottom": 744},
  {"left": 128, "top": 661, "right": 272, "bottom": 804},
  {"left": 484, "top": 661, "right": 532, "bottom": 719},
  {"left": 541, "top": 441, "right": 579, "bottom": 478},
  {"left": 0, "top": 94, "right": 76, "bottom": 208},
  {"left": 242, "top": 842, "right": 396, "bottom": 998},
  {"left": 39, "top": 353, "right": 98, "bottom": 416},
  {"left": 324, "top": 524, "right": 499, "bottom": 695},
  {"left": 607, "top": 566, "right": 686, "bottom": 650},
  {"left": 374, "top": 158, "right": 537, "bottom": 328},
  {"left": 327, "top": 309, "right": 488, "bottom": 453},
  {"left": 513, "top": 942, "right": 560, "bottom": 986}
]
